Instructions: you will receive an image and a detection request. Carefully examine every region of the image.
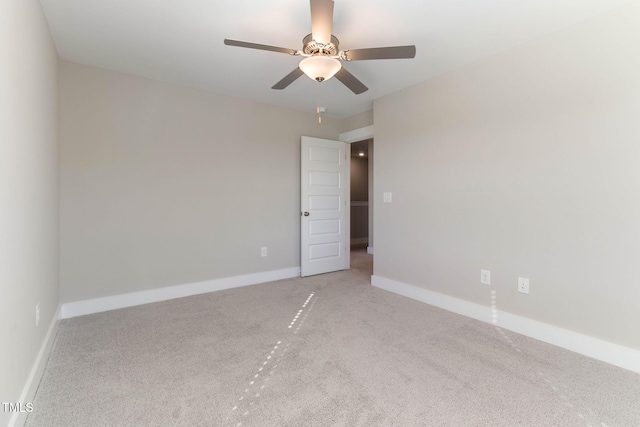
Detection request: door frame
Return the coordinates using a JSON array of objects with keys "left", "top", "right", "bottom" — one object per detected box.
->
[
  {"left": 339, "top": 125, "right": 375, "bottom": 262},
  {"left": 339, "top": 125, "right": 374, "bottom": 144}
]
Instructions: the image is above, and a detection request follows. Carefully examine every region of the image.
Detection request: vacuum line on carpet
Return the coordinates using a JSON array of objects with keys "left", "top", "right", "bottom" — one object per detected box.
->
[{"left": 225, "top": 292, "right": 317, "bottom": 426}]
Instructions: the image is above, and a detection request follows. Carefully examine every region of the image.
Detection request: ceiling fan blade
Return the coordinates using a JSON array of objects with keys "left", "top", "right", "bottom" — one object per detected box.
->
[
  {"left": 310, "top": 0, "right": 334, "bottom": 45},
  {"left": 334, "top": 68, "right": 368, "bottom": 95},
  {"left": 272, "top": 67, "right": 305, "bottom": 90},
  {"left": 341, "top": 45, "right": 416, "bottom": 61},
  {"left": 224, "top": 39, "right": 298, "bottom": 55}
]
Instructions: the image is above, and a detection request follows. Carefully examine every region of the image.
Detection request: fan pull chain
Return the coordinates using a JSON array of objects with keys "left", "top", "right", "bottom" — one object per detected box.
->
[{"left": 316, "top": 83, "right": 323, "bottom": 124}]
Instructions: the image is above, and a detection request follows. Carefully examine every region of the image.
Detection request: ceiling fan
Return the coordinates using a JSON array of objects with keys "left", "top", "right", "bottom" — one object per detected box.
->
[{"left": 224, "top": 0, "right": 416, "bottom": 95}]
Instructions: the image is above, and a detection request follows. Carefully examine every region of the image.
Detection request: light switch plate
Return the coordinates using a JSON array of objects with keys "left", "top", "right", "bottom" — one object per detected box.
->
[{"left": 383, "top": 192, "right": 392, "bottom": 203}]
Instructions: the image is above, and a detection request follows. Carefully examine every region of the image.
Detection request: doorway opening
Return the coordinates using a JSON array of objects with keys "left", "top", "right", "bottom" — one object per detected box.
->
[
  {"left": 349, "top": 139, "right": 370, "bottom": 250},
  {"left": 349, "top": 138, "right": 373, "bottom": 276}
]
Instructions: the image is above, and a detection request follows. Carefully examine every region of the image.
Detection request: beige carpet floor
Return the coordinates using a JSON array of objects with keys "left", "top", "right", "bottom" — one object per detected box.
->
[{"left": 26, "top": 249, "right": 640, "bottom": 426}]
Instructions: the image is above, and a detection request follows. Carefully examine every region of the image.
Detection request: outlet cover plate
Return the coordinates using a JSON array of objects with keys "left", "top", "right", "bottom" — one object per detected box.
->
[
  {"left": 518, "top": 277, "right": 530, "bottom": 294},
  {"left": 480, "top": 270, "right": 491, "bottom": 285}
]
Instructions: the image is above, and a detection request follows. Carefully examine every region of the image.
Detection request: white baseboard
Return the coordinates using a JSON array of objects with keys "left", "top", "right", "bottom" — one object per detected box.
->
[
  {"left": 61, "top": 267, "right": 301, "bottom": 319},
  {"left": 367, "top": 246, "right": 374, "bottom": 254},
  {"left": 9, "top": 305, "right": 61, "bottom": 427},
  {"left": 371, "top": 275, "right": 640, "bottom": 375}
]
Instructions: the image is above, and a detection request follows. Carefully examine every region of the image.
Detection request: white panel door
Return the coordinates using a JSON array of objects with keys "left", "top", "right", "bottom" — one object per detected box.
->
[{"left": 301, "top": 136, "right": 348, "bottom": 277}]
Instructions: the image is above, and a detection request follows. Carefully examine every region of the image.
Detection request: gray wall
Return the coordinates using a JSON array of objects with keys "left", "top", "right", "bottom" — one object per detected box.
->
[
  {"left": 59, "top": 62, "right": 344, "bottom": 303},
  {"left": 341, "top": 110, "right": 373, "bottom": 134},
  {"left": 350, "top": 156, "right": 369, "bottom": 202},
  {"left": 368, "top": 139, "right": 374, "bottom": 250},
  {"left": 373, "top": 2, "right": 640, "bottom": 350},
  {"left": 0, "top": 0, "right": 59, "bottom": 423},
  {"left": 350, "top": 156, "right": 369, "bottom": 241}
]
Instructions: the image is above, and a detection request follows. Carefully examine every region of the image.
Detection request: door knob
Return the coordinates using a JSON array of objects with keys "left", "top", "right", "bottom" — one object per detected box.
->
[{"left": 303, "top": 211, "right": 310, "bottom": 216}]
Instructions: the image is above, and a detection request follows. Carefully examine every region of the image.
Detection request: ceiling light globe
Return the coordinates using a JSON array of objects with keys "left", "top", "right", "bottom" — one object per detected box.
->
[{"left": 299, "top": 56, "right": 342, "bottom": 82}]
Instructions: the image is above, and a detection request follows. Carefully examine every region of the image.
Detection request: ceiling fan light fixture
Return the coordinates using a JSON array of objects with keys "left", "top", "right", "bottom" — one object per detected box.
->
[{"left": 299, "top": 55, "right": 341, "bottom": 82}]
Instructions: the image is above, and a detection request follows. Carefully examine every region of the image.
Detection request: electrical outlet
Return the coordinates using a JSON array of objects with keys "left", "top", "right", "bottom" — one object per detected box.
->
[
  {"left": 35, "top": 303, "right": 40, "bottom": 327},
  {"left": 518, "top": 277, "right": 530, "bottom": 294},
  {"left": 261, "top": 247, "right": 268, "bottom": 257},
  {"left": 480, "top": 270, "right": 491, "bottom": 285}
]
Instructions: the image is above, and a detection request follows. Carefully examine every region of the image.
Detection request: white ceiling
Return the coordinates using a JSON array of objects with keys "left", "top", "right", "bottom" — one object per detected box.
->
[{"left": 40, "top": 0, "right": 634, "bottom": 119}]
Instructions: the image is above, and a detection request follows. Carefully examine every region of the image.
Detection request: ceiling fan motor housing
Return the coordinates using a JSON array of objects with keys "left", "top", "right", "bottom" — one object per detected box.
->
[{"left": 303, "top": 34, "right": 339, "bottom": 56}]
